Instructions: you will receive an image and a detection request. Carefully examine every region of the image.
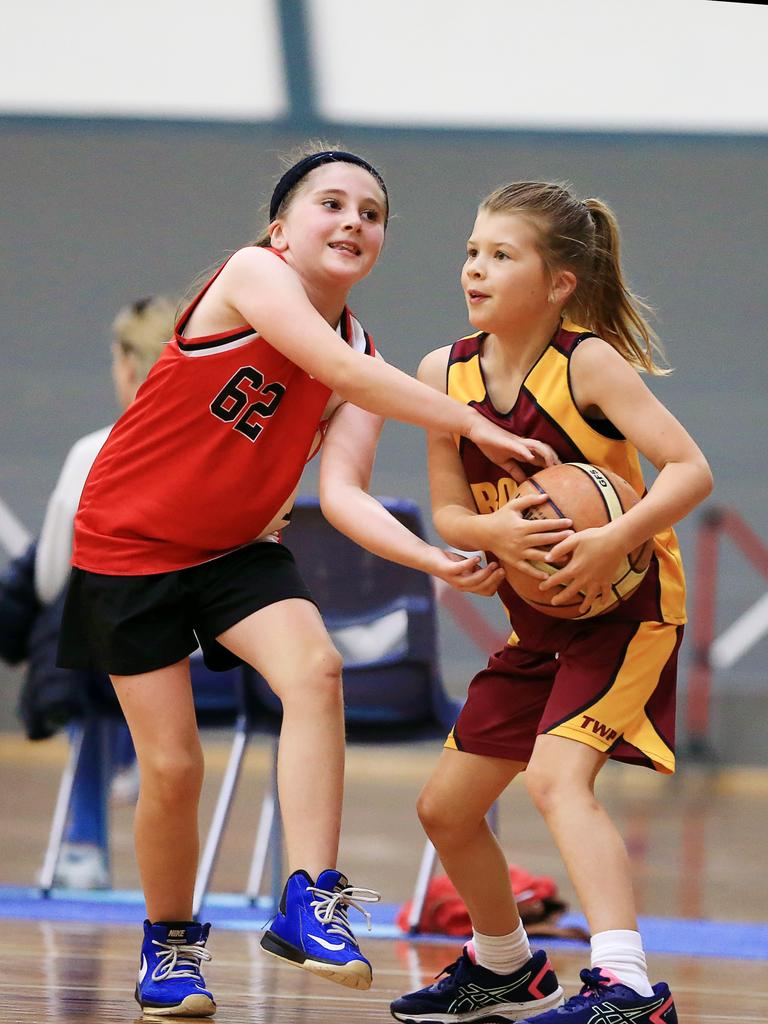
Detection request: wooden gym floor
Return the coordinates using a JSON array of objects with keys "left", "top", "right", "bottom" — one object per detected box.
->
[
  {"left": 2, "top": 923, "right": 767, "bottom": 1023},
  {"left": 1, "top": 732, "right": 767, "bottom": 1023}
]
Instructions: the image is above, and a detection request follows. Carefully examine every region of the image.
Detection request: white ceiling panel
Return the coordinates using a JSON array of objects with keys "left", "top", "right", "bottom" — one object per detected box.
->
[
  {"left": 0, "top": 0, "right": 286, "bottom": 120},
  {"left": 308, "top": 0, "right": 767, "bottom": 134}
]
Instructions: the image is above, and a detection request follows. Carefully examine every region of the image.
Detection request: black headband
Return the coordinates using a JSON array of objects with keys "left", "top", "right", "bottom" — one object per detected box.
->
[{"left": 269, "top": 150, "right": 388, "bottom": 223}]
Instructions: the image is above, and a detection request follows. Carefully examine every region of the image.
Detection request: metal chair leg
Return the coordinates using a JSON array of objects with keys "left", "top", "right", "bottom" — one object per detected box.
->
[
  {"left": 407, "top": 800, "right": 499, "bottom": 934},
  {"left": 268, "top": 744, "right": 283, "bottom": 914},
  {"left": 407, "top": 838, "right": 438, "bottom": 933},
  {"left": 39, "top": 724, "right": 85, "bottom": 896},
  {"left": 246, "top": 739, "right": 283, "bottom": 915},
  {"left": 193, "top": 715, "right": 249, "bottom": 919}
]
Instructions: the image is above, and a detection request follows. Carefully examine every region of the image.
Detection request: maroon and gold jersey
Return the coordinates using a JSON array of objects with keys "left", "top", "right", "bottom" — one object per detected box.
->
[
  {"left": 73, "top": 251, "right": 375, "bottom": 575},
  {"left": 446, "top": 321, "right": 686, "bottom": 651}
]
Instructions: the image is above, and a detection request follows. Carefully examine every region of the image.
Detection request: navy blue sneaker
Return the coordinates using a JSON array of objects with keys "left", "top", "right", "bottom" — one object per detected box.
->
[
  {"left": 390, "top": 946, "right": 564, "bottom": 1022},
  {"left": 260, "top": 868, "right": 380, "bottom": 989},
  {"left": 516, "top": 968, "right": 677, "bottom": 1024},
  {"left": 135, "top": 920, "right": 215, "bottom": 1017}
]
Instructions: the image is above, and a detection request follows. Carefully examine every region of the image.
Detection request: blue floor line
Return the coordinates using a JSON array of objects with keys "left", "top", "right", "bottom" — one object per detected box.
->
[{"left": 1, "top": 887, "right": 766, "bottom": 960}]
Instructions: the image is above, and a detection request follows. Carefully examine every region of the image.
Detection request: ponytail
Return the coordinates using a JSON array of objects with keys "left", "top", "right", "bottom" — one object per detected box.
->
[{"left": 582, "top": 199, "right": 669, "bottom": 374}]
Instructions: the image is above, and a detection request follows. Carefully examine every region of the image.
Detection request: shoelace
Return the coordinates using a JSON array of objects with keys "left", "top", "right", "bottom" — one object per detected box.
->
[
  {"left": 308, "top": 884, "right": 381, "bottom": 942},
  {"left": 559, "top": 968, "right": 613, "bottom": 1011},
  {"left": 432, "top": 958, "right": 462, "bottom": 990},
  {"left": 151, "top": 939, "right": 212, "bottom": 983},
  {"left": 434, "top": 950, "right": 481, "bottom": 991},
  {"left": 434, "top": 962, "right": 462, "bottom": 987}
]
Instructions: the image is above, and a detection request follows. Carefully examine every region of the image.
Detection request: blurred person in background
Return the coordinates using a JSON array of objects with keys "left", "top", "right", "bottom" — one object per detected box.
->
[{"left": 33, "top": 296, "right": 176, "bottom": 888}]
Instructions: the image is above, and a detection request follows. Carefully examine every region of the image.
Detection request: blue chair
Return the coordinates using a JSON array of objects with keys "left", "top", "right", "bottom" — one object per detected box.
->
[
  {"left": 193, "top": 496, "right": 500, "bottom": 930},
  {"left": 247, "top": 495, "right": 458, "bottom": 734}
]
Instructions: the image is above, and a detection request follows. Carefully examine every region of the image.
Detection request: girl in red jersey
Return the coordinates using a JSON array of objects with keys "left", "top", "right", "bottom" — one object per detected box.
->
[
  {"left": 390, "top": 182, "right": 712, "bottom": 1024},
  {"left": 58, "top": 148, "right": 556, "bottom": 1017}
]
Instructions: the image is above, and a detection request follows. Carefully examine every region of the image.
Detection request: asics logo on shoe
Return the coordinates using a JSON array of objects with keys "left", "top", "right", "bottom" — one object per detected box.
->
[
  {"left": 583, "top": 997, "right": 667, "bottom": 1023},
  {"left": 138, "top": 955, "right": 148, "bottom": 983},
  {"left": 450, "top": 979, "right": 527, "bottom": 1012},
  {"left": 307, "top": 933, "right": 347, "bottom": 951}
]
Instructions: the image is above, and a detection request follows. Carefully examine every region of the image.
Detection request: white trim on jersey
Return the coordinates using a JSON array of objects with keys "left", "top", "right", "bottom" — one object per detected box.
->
[
  {"left": 178, "top": 313, "right": 368, "bottom": 359},
  {"left": 178, "top": 332, "right": 259, "bottom": 358},
  {"left": 348, "top": 314, "right": 368, "bottom": 353}
]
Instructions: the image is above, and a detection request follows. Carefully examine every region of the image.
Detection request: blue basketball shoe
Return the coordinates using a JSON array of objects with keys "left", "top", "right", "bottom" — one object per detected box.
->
[
  {"left": 260, "top": 868, "right": 380, "bottom": 989},
  {"left": 390, "top": 946, "right": 564, "bottom": 1022},
  {"left": 134, "top": 920, "right": 215, "bottom": 1017},
  {"left": 516, "top": 968, "right": 677, "bottom": 1024}
]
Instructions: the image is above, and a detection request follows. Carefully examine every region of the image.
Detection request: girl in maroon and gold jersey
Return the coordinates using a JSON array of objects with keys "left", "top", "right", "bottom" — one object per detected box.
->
[
  {"left": 59, "top": 149, "right": 556, "bottom": 1017},
  {"left": 390, "top": 183, "right": 712, "bottom": 1024}
]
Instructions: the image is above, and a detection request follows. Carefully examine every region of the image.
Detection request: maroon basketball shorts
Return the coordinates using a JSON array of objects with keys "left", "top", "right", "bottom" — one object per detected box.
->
[{"left": 447, "top": 620, "right": 683, "bottom": 774}]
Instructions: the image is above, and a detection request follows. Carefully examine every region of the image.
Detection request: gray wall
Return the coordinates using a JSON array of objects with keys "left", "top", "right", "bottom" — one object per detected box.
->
[{"left": 1, "top": 120, "right": 766, "bottom": 758}]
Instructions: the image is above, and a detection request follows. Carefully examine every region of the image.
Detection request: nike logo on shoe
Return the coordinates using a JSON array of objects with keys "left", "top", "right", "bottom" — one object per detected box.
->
[
  {"left": 138, "top": 955, "right": 148, "bottom": 983},
  {"left": 308, "top": 933, "right": 347, "bottom": 951}
]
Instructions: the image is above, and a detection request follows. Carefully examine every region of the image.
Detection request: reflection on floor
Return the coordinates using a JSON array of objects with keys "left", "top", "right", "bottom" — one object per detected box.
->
[
  {"left": 2, "top": 921, "right": 766, "bottom": 1024},
  {"left": 1, "top": 732, "right": 767, "bottom": 1022}
]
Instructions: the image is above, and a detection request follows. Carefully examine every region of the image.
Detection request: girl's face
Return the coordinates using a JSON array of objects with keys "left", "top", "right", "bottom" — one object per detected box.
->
[
  {"left": 461, "top": 210, "right": 571, "bottom": 332},
  {"left": 270, "top": 162, "right": 387, "bottom": 289}
]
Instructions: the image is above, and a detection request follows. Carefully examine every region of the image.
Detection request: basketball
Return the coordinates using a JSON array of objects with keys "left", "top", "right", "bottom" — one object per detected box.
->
[{"left": 505, "top": 462, "right": 654, "bottom": 619}]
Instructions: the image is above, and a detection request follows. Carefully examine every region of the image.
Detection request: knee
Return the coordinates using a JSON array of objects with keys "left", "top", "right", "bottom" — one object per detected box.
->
[
  {"left": 278, "top": 641, "right": 343, "bottom": 711},
  {"left": 523, "top": 764, "right": 557, "bottom": 815},
  {"left": 524, "top": 762, "right": 595, "bottom": 816},
  {"left": 139, "top": 745, "right": 204, "bottom": 804},
  {"left": 417, "top": 788, "right": 480, "bottom": 845},
  {"left": 416, "top": 789, "right": 449, "bottom": 839}
]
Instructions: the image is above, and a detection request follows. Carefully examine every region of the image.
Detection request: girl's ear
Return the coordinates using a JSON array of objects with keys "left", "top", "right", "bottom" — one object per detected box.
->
[
  {"left": 269, "top": 219, "right": 288, "bottom": 252},
  {"left": 550, "top": 268, "right": 577, "bottom": 306}
]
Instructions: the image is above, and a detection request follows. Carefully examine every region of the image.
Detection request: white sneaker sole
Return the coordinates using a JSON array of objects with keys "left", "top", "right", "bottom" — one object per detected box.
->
[
  {"left": 139, "top": 992, "right": 216, "bottom": 1017},
  {"left": 261, "top": 944, "right": 373, "bottom": 990}
]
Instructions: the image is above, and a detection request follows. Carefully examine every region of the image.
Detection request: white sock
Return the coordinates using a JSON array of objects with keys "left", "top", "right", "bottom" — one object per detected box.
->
[
  {"left": 590, "top": 929, "right": 653, "bottom": 997},
  {"left": 472, "top": 923, "right": 532, "bottom": 975}
]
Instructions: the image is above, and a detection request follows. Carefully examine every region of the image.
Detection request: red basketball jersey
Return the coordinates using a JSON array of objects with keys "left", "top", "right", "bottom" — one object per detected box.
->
[{"left": 73, "top": 251, "right": 375, "bottom": 574}]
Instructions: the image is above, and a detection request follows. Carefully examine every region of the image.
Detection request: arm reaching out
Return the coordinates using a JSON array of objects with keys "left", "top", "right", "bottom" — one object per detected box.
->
[
  {"left": 219, "top": 248, "right": 556, "bottom": 475},
  {"left": 417, "top": 347, "right": 570, "bottom": 568},
  {"left": 318, "top": 395, "right": 506, "bottom": 596}
]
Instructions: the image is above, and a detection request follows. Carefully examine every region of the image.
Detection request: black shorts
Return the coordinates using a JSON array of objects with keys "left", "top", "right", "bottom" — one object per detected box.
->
[{"left": 57, "top": 542, "right": 316, "bottom": 676}]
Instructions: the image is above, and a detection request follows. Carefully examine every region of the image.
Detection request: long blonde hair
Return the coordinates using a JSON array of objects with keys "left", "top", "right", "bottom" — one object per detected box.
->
[
  {"left": 111, "top": 296, "right": 176, "bottom": 382},
  {"left": 480, "top": 181, "right": 669, "bottom": 374}
]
